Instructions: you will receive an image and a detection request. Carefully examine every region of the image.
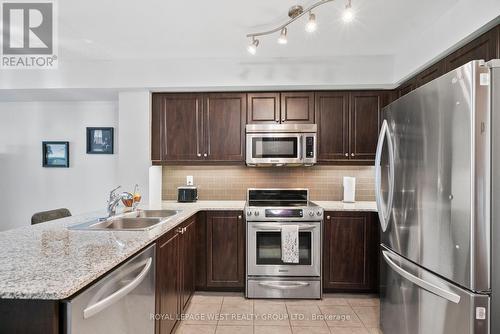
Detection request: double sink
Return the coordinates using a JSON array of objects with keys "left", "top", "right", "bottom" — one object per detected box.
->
[{"left": 69, "top": 209, "right": 180, "bottom": 231}]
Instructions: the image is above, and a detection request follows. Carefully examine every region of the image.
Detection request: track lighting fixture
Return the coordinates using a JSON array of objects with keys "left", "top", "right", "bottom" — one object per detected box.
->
[
  {"left": 278, "top": 28, "right": 288, "bottom": 44},
  {"left": 246, "top": 0, "right": 355, "bottom": 54},
  {"left": 247, "top": 37, "right": 259, "bottom": 55},
  {"left": 305, "top": 12, "right": 317, "bottom": 33}
]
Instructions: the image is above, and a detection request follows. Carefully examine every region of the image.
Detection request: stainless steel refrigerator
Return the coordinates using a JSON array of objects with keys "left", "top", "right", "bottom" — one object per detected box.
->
[{"left": 376, "top": 59, "right": 500, "bottom": 334}]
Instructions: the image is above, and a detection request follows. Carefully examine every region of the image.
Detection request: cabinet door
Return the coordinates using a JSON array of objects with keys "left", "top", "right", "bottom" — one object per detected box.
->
[
  {"left": 280, "top": 92, "right": 314, "bottom": 123},
  {"left": 151, "top": 94, "right": 163, "bottom": 161},
  {"left": 180, "top": 217, "right": 196, "bottom": 311},
  {"left": 160, "top": 93, "right": 204, "bottom": 162},
  {"left": 247, "top": 93, "right": 280, "bottom": 124},
  {"left": 195, "top": 212, "right": 207, "bottom": 290},
  {"left": 206, "top": 211, "right": 245, "bottom": 288},
  {"left": 156, "top": 231, "right": 180, "bottom": 334},
  {"left": 204, "top": 93, "right": 246, "bottom": 162},
  {"left": 349, "top": 91, "right": 383, "bottom": 161},
  {"left": 315, "top": 92, "right": 349, "bottom": 162},
  {"left": 323, "top": 212, "right": 378, "bottom": 291},
  {"left": 444, "top": 28, "right": 498, "bottom": 72}
]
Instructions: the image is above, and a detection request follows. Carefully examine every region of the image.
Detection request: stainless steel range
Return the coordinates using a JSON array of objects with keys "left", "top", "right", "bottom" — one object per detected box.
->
[{"left": 245, "top": 189, "right": 323, "bottom": 299}]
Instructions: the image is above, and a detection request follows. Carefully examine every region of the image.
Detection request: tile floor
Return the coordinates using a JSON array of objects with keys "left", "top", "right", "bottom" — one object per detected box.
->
[{"left": 175, "top": 292, "right": 382, "bottom": 334}]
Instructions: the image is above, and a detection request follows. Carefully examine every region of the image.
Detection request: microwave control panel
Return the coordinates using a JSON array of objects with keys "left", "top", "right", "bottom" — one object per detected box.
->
[{"left": 305, "top": 136, "right": 315, "bottom": 158}]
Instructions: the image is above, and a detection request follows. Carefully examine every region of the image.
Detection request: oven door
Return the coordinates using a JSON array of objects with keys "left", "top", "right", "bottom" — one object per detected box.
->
[
  {"left": 247, "top": 221, "right": 321, "bottom": 277},
  {"left": 246, "top": 133, "right": 303, "bottom": 165}
]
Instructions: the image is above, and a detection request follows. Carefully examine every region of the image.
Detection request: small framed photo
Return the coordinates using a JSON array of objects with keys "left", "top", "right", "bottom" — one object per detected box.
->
[
  {"left": 86, "top": 127, "right": 114, "bottom": 154},
  {"left": 42, "top": 141, "right": 69, "bottom": 168}
]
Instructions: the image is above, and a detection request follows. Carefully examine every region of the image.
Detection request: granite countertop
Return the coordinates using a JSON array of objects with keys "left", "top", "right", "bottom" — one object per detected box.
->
[{"left": 0, "top": 200, "right": 375, "bottom": 300}]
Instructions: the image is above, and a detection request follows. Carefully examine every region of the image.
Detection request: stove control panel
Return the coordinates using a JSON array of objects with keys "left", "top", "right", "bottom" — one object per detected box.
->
[{"left": 245, "top": 207, "right": 323, "bottom": 221}]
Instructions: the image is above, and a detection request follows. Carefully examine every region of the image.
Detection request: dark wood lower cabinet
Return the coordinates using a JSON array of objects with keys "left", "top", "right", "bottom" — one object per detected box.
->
[
  {"left": 156, "top": 230, "right": 180, "bottom": 334},
  {"left": 206, "top": 211, "right": 245, "bottom": 289},
  {"left": 323, "top": 211, "right": 379, "bottom": 292},
  {"left": 156, "top": 215, "right": 197, "bottom": 334}
]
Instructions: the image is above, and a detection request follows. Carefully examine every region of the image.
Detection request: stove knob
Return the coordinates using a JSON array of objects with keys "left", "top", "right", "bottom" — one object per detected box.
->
[
  {"left": 254, "top": 211, "right": 260, "bottom": 216},
  {"left": 316, "top": 211, "right": 322, "bottom": 216},
  {"left": 247, "top": 211, "right": 252, "bottom": 216},
  {"left": 309, "top": 211, "right": 314, "bottom": 217}
]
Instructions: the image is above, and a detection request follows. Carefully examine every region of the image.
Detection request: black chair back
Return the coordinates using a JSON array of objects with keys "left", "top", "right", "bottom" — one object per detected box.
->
[{"left": 31, "top": 208, "right": 72, "bottom": 225}]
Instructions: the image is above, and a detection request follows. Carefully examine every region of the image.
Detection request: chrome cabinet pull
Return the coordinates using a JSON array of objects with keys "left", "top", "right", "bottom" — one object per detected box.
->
[
  {"left": 203, "top": 153, "right": 207, "bottom": 157},
  {"left": 197, "top": 153, "right": 201, "bottom": 157},
  {"left": 326, "top": 216, "right": 331, "bottom": 220},
  {"left": 83, "top": 258, "right": 153, "bottom": 319},
  {"left": 351, "top": 153, "right": 355, "bottom": 157},
  {"left": 238, "top": 215, "right": 242, "bottom": 220},
  {"left": 344, "top": 153, "right": 348, "bottom": 157}
]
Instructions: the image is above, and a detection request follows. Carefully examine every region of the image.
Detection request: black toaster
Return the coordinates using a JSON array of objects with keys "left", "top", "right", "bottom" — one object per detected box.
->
[{"left": 177, "top": 186, "right": 198, "bottom": 202}]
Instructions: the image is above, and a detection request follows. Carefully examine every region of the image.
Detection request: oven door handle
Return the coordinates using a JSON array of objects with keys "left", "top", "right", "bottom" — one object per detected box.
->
[
  {"left": 252, "top": 224, "right": 316, "bottom": 230},
  {"left": 258, "top": 281, "right": 310, "bottom": 290}
]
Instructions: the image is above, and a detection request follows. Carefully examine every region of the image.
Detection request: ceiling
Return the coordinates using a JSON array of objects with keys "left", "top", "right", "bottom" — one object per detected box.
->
[{"left": 0, "top": 0, "right": 499, "bottom": 93}]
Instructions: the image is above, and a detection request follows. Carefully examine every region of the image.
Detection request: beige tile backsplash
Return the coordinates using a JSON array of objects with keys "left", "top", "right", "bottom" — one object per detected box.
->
[{"left": 162, "top": 166, "right": 375, "bottom": 201}]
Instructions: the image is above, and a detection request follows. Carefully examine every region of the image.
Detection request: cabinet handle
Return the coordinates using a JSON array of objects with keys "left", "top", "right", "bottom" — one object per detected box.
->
[
  {"left": 203, "top": 153, "right": 207, "bottom": 157},
  {"left": 176, "top": 227, "right": 183, "bottom": 234},
  {"left": 326, "top": 216, "right": 331, "bottom": 220},
  {"left": 275, "top": 120, "right": 279, "bottom": 123},
  {"left": 238, "top": 215, "right": 242, "bottom": 220},
  {"left": 351, "top": 153, "right": 355, "bottom": 157},
  {"left": 197, "top": 153, "right": 201, "bottom": 157},
  {"left": 344, "top": 153, "right": 348, "bottom": 157}
]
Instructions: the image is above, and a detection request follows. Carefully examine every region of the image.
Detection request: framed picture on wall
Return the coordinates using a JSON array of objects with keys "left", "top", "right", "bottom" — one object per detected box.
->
[
  {"left": 42, "top": 141, "right": 69, "bottom": 168},
  {"left": 86, "top": 127, "right": 114, "bottom": 154}
]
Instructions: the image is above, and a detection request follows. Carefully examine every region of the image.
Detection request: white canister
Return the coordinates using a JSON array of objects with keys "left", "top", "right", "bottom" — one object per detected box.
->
[{"left": 343, "top": 176, "right": 356, "bottom": 203}]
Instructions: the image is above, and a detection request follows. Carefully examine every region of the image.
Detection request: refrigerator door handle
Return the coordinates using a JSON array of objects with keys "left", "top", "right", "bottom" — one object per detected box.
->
[
  {"left": 375, "top": 119, "right": 395, "bottom": 232},
  {"left": 382, "top": 250, "right": 461, "bottom": 304}
]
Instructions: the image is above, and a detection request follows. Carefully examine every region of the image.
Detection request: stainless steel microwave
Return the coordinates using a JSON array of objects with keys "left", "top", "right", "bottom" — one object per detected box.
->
[{"left": 245, "top": 124, "right": 317, "bottom": 167}]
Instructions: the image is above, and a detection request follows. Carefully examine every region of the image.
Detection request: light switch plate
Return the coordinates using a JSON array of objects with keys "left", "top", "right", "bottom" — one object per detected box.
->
[{"left": 186, "top": 175, "right": 194, "bottom": 186}]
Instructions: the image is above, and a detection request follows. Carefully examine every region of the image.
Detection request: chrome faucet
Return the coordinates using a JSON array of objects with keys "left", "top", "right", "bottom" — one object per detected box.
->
[{"left": 105, "top": 186, "right": 131, "bottom": 218}]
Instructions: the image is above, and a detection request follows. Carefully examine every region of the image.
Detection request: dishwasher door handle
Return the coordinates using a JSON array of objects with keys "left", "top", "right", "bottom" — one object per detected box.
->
[{"left": 83, "top": 257, "right": 153, "bottom": 319}]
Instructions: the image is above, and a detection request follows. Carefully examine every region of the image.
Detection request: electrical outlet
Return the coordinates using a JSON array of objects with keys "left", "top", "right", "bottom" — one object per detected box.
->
[{"left": 186, "top": 175, "right": 194, "bottom": 186}]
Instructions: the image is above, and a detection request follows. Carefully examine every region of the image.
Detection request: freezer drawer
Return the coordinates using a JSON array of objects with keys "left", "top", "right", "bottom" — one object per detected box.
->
[
  {"left": 380, "top": 246, "right": 489, "bottom": 334},
  {"left": 63, "top": 244, "right": 156, "bottom": 334}
]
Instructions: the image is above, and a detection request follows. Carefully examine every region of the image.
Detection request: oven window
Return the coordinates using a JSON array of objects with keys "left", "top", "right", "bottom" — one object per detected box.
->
[
  {"left": 252, "top": 137, "right": 298, "bottom": 158},
  {"left": 256, "top": 232, "right": 312, "bottom": 265}
]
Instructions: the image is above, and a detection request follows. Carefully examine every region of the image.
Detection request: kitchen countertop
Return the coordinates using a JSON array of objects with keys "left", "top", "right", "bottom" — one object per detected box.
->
[{"left": 0, "top": 200, "right": 375, "bottom": 300}]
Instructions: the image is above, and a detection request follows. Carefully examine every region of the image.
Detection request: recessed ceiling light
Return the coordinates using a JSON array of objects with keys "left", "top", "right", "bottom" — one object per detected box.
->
[
  {"left": 278, "top": 28, "right": 288, "bottom": 45},
  {"left": 305, "top": 12, "right": 317, "bottom": 33}
]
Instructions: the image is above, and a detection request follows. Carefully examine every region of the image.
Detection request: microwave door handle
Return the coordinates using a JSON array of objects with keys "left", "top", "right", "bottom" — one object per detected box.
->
[
  {"left": 300, "top": 135, "right": 304, "bottom": 160},
  {"left": 83, "top": 257, "right": 153, "bottom": 319}
]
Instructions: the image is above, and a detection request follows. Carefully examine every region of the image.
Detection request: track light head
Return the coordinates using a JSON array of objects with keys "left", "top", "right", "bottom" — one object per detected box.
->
[
  {"left": 305, "top": 12, "right": 317, "bottom": 32},
  {"left": 278, "top": 27, "right": 288, "bottom": 45},
  {"left": 342, "top": 0, "right": 354, "bottom": 23},
  {"left": 247, "top": 38, "right": 259, "bottom": 55}
]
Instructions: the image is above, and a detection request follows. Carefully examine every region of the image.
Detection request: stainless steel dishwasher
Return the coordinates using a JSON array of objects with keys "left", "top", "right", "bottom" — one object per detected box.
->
[{"left": 63, "top": 244, "right": 156, "bottom": 334}]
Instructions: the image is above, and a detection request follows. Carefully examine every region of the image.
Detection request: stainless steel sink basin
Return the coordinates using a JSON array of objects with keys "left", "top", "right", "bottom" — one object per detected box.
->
[
  {"left": 89, "top": 217, "right": 162, "bottom": 230},
  {"left": 68, "top": 210, "right": 181, "bottom": 231},
  {"left": 122, "top": 209, "right": 179, "bottom": 219}
]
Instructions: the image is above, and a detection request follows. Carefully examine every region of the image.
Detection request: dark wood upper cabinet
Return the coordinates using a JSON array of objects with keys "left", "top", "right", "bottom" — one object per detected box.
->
[
  {"left": 152, "top": 93, "right": 204, "bottom": 163},
  {"left": 280, "top": 92, "right": 315, "bottom": 123},
  {"left": 323, "top": 212, "right": 379, "bottom": 292},
  {"left": 156, "top": 230, "right": 180, "bottom": 334},
  {"left": 444, "top": 28, "right": 499, "bottom": 72},
  {"left": 349, "top": 91, "right": 383, "bottom": 161},
  {"left": 152, "top": 93, "right": 246, "bottom": 164},
  {"left": 206, "top": 211, "right": 245, "bottom": 289},
  {"left": 315, "top": 92, "right": 349, "bottom": 162},
  {"left": 415, "top": 62, "right": 445, "bottom": 88},
  {"left": 247, "top": 92, "right": 280, "bottom": 124},
  {"left": 397, "top": 78, "right": 416, "bottom": 98},
  {"left": 205, "top": 93, "right": 246, "bottom": 162}
]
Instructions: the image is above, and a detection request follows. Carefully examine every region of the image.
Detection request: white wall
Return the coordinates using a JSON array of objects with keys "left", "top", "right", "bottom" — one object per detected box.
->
[
  {"left": 0, "top": 101, "right": 118, "bottom": 230},
  {"left": 117, "top": 91, "right": 152, "bottom": 206}
]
